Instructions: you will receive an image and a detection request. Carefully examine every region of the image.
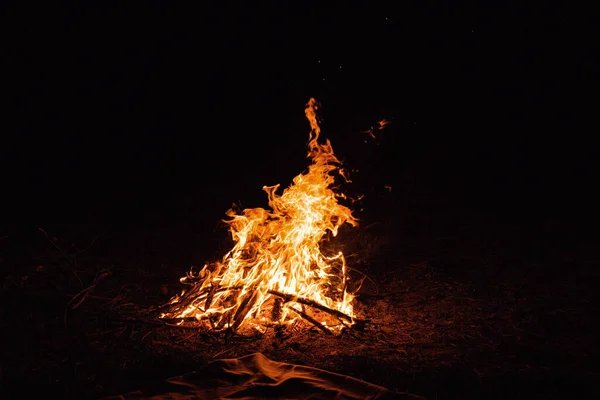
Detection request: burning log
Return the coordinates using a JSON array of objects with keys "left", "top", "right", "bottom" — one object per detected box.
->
[
  {"left": 159, "top": 98, "right": 361, "bottom": 335},
  {"left": 163, "top": 285, "right": 355, "bottom": 325},
  {"left": 271, "top": 297, "right": 283, "bottom": 322},
  {"left": 230, "top": 289, "right": 260, "bottom": 333},
  {"left": 204, "top": 281, "right": 219, "bottom": 311}
]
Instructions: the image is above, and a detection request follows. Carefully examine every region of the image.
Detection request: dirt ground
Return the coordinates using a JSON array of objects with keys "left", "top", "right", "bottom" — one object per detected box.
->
[{"left": 1, "top": 198, "right": 598, "bottom": 399}]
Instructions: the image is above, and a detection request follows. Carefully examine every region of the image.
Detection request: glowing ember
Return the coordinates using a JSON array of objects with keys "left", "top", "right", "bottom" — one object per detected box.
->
[
  {"left": 161, "top": 98, "right": 359, "bottom": 334},
  {"left": 362, "top": 119, "right": 390, "bottom": 139}
]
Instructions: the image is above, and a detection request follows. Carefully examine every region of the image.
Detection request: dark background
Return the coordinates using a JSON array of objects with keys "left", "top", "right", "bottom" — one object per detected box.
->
[
  {"left": 1, "top": 3, "right": 599, "bottom": 399},
  {"left": 1, "top": 1, "right": 597, "bottom": 246}
]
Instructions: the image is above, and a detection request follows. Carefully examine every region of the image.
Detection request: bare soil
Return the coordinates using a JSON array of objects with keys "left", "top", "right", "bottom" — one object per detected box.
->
[{"left": 1, "top": 202, "right": 597, "bottom": 399}]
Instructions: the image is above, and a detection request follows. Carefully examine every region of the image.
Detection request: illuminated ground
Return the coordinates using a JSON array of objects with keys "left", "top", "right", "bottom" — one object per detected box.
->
[{"left": 1, "top": 193, "right": 597, "bottom": 399}]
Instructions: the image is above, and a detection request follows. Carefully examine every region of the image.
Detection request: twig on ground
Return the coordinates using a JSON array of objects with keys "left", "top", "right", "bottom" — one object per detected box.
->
[
  {"left": 64, "top": 267, "right": 113, "bottom": 327},
  {"left": 141, "top": 330, "right": 154, "bottom": 342},
  {"left": 68, "top": 286, "right": 95, "bottom": 310},
  {"left": 268, "top": 290, "right": 354, "bottom": 322},
  {"left": 349, "top": 267, "right": 379, "bottom": 294},
  {"left": 75, "top": 235, "right": 99, "bottom": 254},
  {"left": 212, "top": 347, "right": 235, "bottom": 359},
  {"left": 177, "top": 331, "right": 200, "bottom": 343},
  {"left": 38, "top": 228, "right": 65, "bottom": 254},
  {"left": 288, "top": 306, "right": 333, "bottom": 335}
]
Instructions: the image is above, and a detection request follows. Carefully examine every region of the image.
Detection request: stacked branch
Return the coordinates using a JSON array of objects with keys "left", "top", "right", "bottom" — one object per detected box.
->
[{"left": 161, "top": 273, "right": 356, "bottom": 335}]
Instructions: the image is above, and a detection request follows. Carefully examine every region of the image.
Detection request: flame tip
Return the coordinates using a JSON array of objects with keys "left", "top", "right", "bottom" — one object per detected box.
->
[{"left": 164, "top": 98, "right": 357, "bottom": 333}]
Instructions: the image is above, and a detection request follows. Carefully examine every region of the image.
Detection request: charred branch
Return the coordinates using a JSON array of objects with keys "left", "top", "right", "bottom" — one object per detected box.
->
[
  {"left": 230, "top": 290, "right": 260, "bottom": 332},
  {"left": 267, "top": 290, "right": 354, "bottom": 323},
  {"left": 288, "top": 307, "right": 333, "bottom": 335},
  {"left": 162, "top": 284, "right": 356, "bottom": 327}
]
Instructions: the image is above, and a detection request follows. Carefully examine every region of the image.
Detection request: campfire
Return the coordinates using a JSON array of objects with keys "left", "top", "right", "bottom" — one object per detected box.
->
[{"left": 160, "top": 98, "right": 361, "bottom": 335}]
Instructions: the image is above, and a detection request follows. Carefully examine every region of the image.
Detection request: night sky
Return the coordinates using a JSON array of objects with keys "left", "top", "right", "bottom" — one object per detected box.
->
[{"left": 2, "top": 2, "right": 596, "bottom": 235}]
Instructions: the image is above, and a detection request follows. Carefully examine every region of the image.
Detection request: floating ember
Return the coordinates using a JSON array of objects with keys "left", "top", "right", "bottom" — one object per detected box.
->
[
  {"left": 160, "top": 98, "right": 360, "bottom": 335},
  {"left": 362, "top": 118, "right": 390, "bottom": 139}
]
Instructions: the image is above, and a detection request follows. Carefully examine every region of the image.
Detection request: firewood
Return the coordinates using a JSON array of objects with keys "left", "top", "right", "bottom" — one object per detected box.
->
[
  {"left": 162, "top": 284, "right": 359, "bottom": 332},
  {"left": 230, "top": 289, "right": 260, "bottom": 332},
  {"left": 288, "top": 307, "right": 333, "bottom": 335},
  {"left": 267, "top": 290, "right": 353, "bottom": 322},
  {"left": 204, "top": 282, "right": 219, "bottom": 311},
  {"left": 271, "top": 297, "right": 283, "bottom": 322}
]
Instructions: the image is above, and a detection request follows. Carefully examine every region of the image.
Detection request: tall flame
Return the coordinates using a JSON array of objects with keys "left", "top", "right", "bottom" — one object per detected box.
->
[{"left": 162, "top": 98, "right": 358, "bottom": 333}]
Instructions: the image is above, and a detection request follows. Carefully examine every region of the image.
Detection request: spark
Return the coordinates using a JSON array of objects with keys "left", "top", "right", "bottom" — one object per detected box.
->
[{"left": 362, "top": 119, "right": 391, "bottom": 139}]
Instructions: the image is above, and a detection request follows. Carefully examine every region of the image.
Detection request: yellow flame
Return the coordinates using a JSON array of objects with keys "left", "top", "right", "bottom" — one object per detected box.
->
[{"left": 163, "top": 98, "right": 358, "bottom": 333}]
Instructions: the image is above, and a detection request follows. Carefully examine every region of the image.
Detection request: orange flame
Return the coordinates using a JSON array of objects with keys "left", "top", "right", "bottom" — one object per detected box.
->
[
  {"left": 162, "top": 98, "right": 358, "bottom": 333},
  {"left": 362, "top": 118, "right": 391, "bottom": 139}
]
